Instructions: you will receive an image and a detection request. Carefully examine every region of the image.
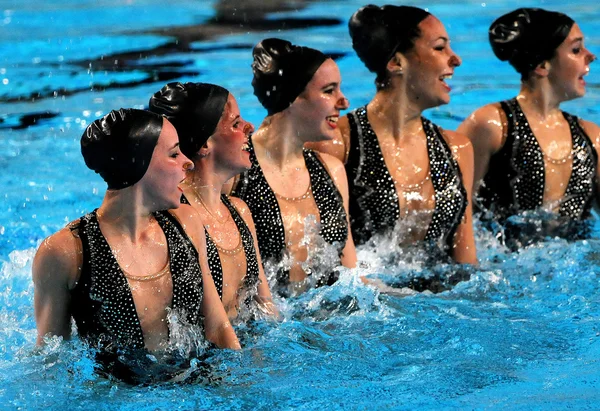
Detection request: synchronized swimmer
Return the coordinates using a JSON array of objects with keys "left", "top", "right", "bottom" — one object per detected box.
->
[{"left": 32, "top": 5, "right": 598, "bottom": 381}]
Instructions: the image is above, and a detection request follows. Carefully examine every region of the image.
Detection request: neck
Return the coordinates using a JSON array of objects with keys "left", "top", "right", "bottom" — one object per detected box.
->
[
  {"left": 369, "top": 88, "right": 424, "bottom": 141},
  {"left": 252, "top": 114, "right": 306, "bottom": 169},
  {"left": 186, "top": 170, "right": 223, "bottom": 209},
  {"left": 96, "top": 188, "right": 155, "bottom": 242},
  {"left": 517, "top": 81, "right": 563, "bottom": 120},
  {"left": 189, "top": 157, "right": 233, "bottom": 194}
]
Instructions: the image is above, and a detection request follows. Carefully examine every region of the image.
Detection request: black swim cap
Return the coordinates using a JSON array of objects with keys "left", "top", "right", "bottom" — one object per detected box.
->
[
  {"left": 81, "top": 109, "right": 163, "bottom": 190},
  {"left": 149, "top": 82, "right": 229, "bottom": 160},
  {"left": 349, "top": 5, "right": 431, "bottom": 79},
  {"left": 252, "top": 38, "right": 328, "bottom": 115},
  {"left": 489, "top": 8, "right": 574, "bottom": 76}
]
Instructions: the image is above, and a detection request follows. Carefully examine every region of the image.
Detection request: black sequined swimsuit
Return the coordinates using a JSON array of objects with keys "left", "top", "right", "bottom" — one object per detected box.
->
[
  {"left": 346, "top": 106, "right": 468, "bottom": 250},
  {"left": 201, "top": 195, "right": 260, "bottom": 300},
  {"left": 479, "top": 98, "right": 597, "bottom": 219},
  {"left": 71, "top": 210, "right": 203, "bottom": 350},
  {"left": 231, "top": 143, "right": 348, "bottom": 266}
]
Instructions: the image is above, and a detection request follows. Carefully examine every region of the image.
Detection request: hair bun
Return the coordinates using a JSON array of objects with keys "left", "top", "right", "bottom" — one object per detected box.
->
[
  {"left": 348, "top": 5, "right": 430, "bottom": 79},
  {"left": 252, "top": 38, "right": 293, "bottom": 76},
  {"left": 489, "top": 9, "right": 531, "bottom": 62},
  {"left": 488, "top": 8, "right": 574, "bottom": 75},
  {"left": 251, "top": 38, "right": 327, "bottom": 115}
]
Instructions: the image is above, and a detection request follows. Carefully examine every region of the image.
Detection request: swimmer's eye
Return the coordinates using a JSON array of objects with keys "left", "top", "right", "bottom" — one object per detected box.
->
[
  {"left": 233, "top": 121, "right": 241, "bottom": 129},
  {"left": 323, "top": 87, "right": 335, "bottom": 94},
  {"left": 573, "top": 47, "right": 582, "bottom": 54},
  {"left": 170, "top": 151, "right": 181, "bottom": 158},
  {"left": 434, "top": 39, "right": 450, "bottom": 52}
]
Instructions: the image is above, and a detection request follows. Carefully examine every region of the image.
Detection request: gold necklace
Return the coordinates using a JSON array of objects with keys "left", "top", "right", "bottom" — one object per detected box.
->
[
  {"left": 122, "top": 258, "right": 171, "bottom": 282},
  {"left": 275, "top": 181, "right": 312, "bottom": 202},
  {"left": 541, "top": 147, "right": 575, "bottom": 165},
  {"left": 188, "top": 183, "right": 230, "bottom": 224},
  {"left": 393, "top": 163, "right": 431, "bottom": 191},
  {"left": 214, "top": 236, "right": 244, "bottom": 256}
]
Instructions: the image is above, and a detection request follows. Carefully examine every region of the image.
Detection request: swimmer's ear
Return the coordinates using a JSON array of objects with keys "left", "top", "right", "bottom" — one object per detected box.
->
[
  {"left": 386, "top": 52, "right": 405, "bottom": 76},
  {"left": 533, "top": 60, "right": 551, "bottom": 78}
]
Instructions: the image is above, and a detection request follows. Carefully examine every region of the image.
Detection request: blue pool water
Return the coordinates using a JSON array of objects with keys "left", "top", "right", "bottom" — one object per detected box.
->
[{"left": 2, "top": 0, "right": 600, "bottom": 409}]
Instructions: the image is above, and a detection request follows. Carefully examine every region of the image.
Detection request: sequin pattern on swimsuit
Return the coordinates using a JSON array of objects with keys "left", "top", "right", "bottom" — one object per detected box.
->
[
  {"left": 231, "top": 141, "right": 348, "bottom": 264},
  {"left": 480, "top": 98, "right": 597, "bottom": 219},
  {"left": 204, "top": 194, "right": 260, "bottom": 300},
  {"left": 346, "top": 106, "right": 468, "bottom": 250},
  {"left": 71, "top": 210, "right": 203, "bottom": 349}
]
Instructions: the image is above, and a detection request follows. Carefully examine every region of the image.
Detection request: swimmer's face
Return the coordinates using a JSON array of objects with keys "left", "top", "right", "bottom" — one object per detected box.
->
[
  {"left": 547, "top": 23, "right": 596, "bottom": 101},
  {"left": 140, "top": 118, "right": 192, "bottom": 210},
  {"left": 207, "top": 94, "right": 254, "bottom": 175},
  {"left": 287, "top": 59, "right": 349, "bottom": 142},
  {"left": 401, "top": 15, "right": 461, "bottom": 109}
]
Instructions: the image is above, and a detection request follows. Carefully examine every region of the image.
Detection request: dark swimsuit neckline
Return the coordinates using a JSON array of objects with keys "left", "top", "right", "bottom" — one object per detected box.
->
[
  {"left": 362, "top": 106, "right": 440, "bottom": 227},
  {"left": 509, "top": 99, "right": 578, "bottom": 198},
  {"left": 89, "top": 209, "right": 174, "bottom": 345}
]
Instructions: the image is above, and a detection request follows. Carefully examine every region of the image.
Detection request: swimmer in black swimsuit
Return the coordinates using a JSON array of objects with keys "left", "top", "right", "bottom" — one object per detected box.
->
[
  {"left": 458, "top": 8, "right": 600, "bottom": 248},
  {"left": 231, "top": 38, "right": 357, "bottom": 295},
  {"left": 310, "top": 5, "right": 477, "bottom": 265},
  {"left": 149, "top": 82, "right": 277, "bottom": 319},
  {"left": 33, "top": 109, "right": 240, "bottom": 362}
]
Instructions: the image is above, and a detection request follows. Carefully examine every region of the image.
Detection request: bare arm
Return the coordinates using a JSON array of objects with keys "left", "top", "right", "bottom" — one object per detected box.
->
[
  {"left": 172, "top": 206, "right": 241, "bottom": 350},
  {"left": 443, "top": 130, "right": 478, "bottom": 265},
  {"left": 228, "top": 197, "right": 279, "bottom": 318},
  {"left": 305, "top": 116, "right": 351, "bottom": 164},
  {"left": 33, "top": 228, "right": 81, "bottom": 345},
  {"left": 318, "top": 152, "right": 357, "bottom": 268},
  {"left": 456, "top": 104, "right": 505, "bottom": 195},
  {"left": 579, "top": 119, "right": 600, "bottom": 207}
]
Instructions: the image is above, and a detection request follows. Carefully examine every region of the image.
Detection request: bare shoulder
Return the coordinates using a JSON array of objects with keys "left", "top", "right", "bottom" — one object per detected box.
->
[
  {"left": 457, "top": 102, "right": 505, "bottom": 152},
  {"left": 33, "top": 225, "right": 82, "bottom": 288},
  {"left": 466, "top": 103, "right": 503, "bottom": 125},
  {"left": 315, "top": 151, "right": 346, "bottom": 175},
  {"left": 579, "top": 118, "right": 600, "bottom": 144},
  {"left": 459, "top": 103, "right": 503, "bottom": 134},
  {"left": 440, "top": 129, "right": 474, "bottom": 156}
]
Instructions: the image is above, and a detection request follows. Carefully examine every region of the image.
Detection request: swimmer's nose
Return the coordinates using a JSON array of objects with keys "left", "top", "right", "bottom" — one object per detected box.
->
[
  {"left": 243, "top": 121, "right": 254, "bottom": 136},
  {"left": 587, "top": 52, "right": 596, "bottom": 65},
  {"left": 450, "top": 51, "right": 461, "bottom": 68},
  {"left": 183, "top": 159, "right": 194, "bottom": 172},
  {"left": 337, "top": 95, "right": 349, "bottom": 110}
]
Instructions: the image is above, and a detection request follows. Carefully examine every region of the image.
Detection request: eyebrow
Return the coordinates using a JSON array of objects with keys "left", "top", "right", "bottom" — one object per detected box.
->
[
  {"left": 571, "top": 37, "right": 584, "bottom": 43},
  {"left": 435, "top": 37, "right": 449, "bottom": 43},
  {"left": 170, "top": 142, "right": 180, "bottom": 150},
  {"left": 231, "top": 115, "right": 240, "bottom": 123},
  {"left": 322, "top": 82, "right": 338, "bottom": 89}
]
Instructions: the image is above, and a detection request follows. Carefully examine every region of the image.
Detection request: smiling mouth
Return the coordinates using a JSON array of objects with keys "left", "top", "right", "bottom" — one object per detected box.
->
[
  {"left": 440, "top": 74, "right": 452, "bottom": 82},
  {"left": 326, "top": 116, "right": 339, "bottom": 126}
]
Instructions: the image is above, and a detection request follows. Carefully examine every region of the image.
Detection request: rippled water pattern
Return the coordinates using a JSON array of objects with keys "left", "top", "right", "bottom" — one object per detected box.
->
[{"left": 1, "top": 0, "right": 600, "bottom": 409}]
